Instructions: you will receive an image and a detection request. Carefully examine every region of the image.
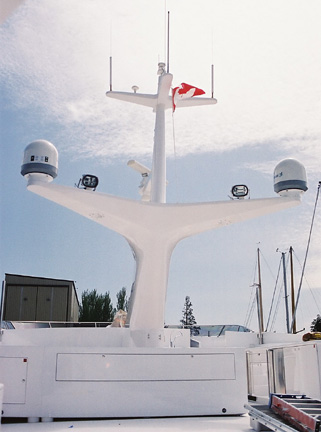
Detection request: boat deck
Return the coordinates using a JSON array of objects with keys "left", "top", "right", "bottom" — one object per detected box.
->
[{"left": 1, "top": 415, "right": 252, "bottom": 431}]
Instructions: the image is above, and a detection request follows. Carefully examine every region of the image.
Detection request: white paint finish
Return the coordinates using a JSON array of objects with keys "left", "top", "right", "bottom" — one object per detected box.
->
[
  {"left": 26, "top": 178, "right": 300, "bottom": 333},
  {"left": 42, "top": 350, "right": 247, "bottom": 418},
  {"left": 1, "top": 414, "right": 252, "bottom": 432},
  {"left": 283, "top": 343, "right": 321, "bottom": 399},
  {"left": 0, "top": 357, "right": 27, "bottom": 404},
  {"left": 26, "top": 182, "right": 301, "bottom": 241},
  {"left": 0, "top": 327, "right": 191, "bottom": 349},
  {"left": 106, "top": 91, "right": 157, "bottom": 109},
  {"left": 247, "top": 351, "right": 269, "bottom": 399},
  {"left": 56, "top": 352, "right": 235, "bottom": 381},
  {"left": 41, "top": 380, "right": 246, "bottom": 418},
  {"left": 0, "top": 332, "right": 248, "bottom": 418},
  {"left": 106, "top": 90, "right": 217, "bottom": 112},
  {"left": 1, "top": 328, "right": 194, "bottom": 353},
  {"left": 151, "top": 103, "right": 166, "bottom": 203}
]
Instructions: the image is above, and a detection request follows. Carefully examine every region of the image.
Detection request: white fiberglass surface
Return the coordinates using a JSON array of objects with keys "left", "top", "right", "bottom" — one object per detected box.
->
[{"left": 1, "top": 415, "right": 252, "bottom": 431}]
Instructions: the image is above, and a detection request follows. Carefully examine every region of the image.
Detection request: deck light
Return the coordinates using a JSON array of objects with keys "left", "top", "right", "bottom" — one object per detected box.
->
[
  {"left": 231, "top": 184, "right": 249, "bottom": 198},
  {"left": 78, "top": 174, "right": 99, "bottom": 191}
]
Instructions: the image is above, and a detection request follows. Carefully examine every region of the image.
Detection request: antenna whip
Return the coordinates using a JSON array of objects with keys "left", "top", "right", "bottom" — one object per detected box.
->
[
  {"left": 167, "top": 11, "right": 170, "bottom": 73},
  {"left": 109, "top": 56, "right": 113, "bottom": 91}
]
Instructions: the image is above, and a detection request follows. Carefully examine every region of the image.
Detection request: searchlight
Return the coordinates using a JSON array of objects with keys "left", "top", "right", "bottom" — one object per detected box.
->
[
  {"left": 231, "top": 184, "right": 249, "bottom": 199},
  {"left": 78, "top": 174, "right": 99, "bottom": 191}
]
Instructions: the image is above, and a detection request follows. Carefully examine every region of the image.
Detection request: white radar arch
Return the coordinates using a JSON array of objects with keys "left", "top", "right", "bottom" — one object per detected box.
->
[{"left": 22, "top": 64, "right": 307, "bottom": 347}]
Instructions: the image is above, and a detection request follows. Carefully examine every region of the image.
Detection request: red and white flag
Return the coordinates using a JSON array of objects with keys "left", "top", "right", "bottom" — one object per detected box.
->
[{"left": 172, "top": 83, "right": 205, "bottom": 112}]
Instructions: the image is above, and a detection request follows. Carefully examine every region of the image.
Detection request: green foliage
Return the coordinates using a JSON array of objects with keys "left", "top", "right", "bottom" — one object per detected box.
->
[
  {"left": 116, "top": 287, "right": 128, "bottom": 312},
  {"left": 180, "top": 295, "right": 199, "bottom": 335},
  {"left": 310, "top": 314, "right": 321, "bottom": 332},
  {"left": 79, "top": 289, "right": 124, "bottom": 322}
]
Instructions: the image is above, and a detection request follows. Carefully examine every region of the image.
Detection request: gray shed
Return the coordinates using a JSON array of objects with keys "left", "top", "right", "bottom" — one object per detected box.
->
[{"left": 2, "top": 273, "right": 79, "bottom": 322}]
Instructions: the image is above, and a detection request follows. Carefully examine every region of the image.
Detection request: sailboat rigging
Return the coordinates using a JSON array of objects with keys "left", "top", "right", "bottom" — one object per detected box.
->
[
  {"left": 249, "top": 181, "right": 320, "bottom": 334},
  {"left": 291, "top": 181, "right": 321, "bottom": 331}
]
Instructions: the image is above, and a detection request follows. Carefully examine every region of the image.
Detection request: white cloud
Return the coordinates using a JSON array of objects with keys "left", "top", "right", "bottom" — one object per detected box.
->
[{"left": 1, "top": 0, "right": 320, "bottom": 163}]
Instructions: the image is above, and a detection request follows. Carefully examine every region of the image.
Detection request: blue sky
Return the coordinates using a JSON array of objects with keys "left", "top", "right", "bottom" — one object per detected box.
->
[{"left": 1, "top": 0, "right": 320, "bottom": 332}]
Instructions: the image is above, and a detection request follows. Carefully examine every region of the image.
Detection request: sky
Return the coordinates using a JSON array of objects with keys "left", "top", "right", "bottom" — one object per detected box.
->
[{"left": 0, "top": 0, "right": 320, "bottom": 333}]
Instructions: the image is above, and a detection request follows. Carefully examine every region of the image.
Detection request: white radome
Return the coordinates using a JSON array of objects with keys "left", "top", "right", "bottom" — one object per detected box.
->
[
  {"left": 274, "top": 158, "right": 308, "bottom": 196},
  {"left": 21, "top": 139, "right": 58, "bottom": 181}
]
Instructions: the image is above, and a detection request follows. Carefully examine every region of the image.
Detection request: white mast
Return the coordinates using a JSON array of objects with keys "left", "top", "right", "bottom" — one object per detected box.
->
[
  {"left": 22, "top": 63, "right": 307, "bottom": 346},
  {"left": 151, "top": 67, "right": 172, "bottom": 203}
]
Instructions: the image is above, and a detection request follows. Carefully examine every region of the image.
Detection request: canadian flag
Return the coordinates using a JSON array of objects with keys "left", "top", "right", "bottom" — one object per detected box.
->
[{"left": 172, "top": 83, "right": 205, "bottom": 112}]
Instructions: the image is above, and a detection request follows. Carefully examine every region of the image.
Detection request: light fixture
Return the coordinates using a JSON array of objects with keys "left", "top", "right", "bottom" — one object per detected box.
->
[
  {"left": 78, "top": 174, "right": 99, "bottom": 191},
  {"left": 231, "top": 184, "right": 249, "bottom": 198}
]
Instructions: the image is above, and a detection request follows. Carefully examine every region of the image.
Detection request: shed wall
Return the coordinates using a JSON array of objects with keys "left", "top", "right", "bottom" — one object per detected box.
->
[{"left": 3, "top": 274, "right": 79, "bottom": 322}]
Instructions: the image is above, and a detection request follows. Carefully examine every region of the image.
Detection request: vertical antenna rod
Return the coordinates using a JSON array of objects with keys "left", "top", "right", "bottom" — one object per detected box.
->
[
  {"left": 167, "top": 11, "right": 170, "bottom": 73},
  {"left": 289, "top": 246, "right": 296, "bottom": 334},
  {"left": 281, "top": 252, "right": 290, "bottom": 333},
  {"left": 109, "top": 56, "right": 113, "bottom": 91},
  {"left": 211, "top": 64, "right": 214, "bottom": 98},
  {"left": 257, "top": 247, "right": 264, "bottom": 335}
]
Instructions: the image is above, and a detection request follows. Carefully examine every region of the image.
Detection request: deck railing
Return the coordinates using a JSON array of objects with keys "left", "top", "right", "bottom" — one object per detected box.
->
[{"left": 1, "top": 321, "right": 251, "bottom": 335}]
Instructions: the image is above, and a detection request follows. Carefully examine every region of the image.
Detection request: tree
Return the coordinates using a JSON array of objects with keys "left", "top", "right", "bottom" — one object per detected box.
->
[
  {"left": 79, "top": 289, "right": 114, "bottom": 323},
  {"left": 310, "top": 314, "right": 321, "bottom": 332},
  {"left": 115, "top": 287, "right": 128, "bottom": 312},
  {"left": 180, "top": 296, "right": 199, "bottom": 335}
]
